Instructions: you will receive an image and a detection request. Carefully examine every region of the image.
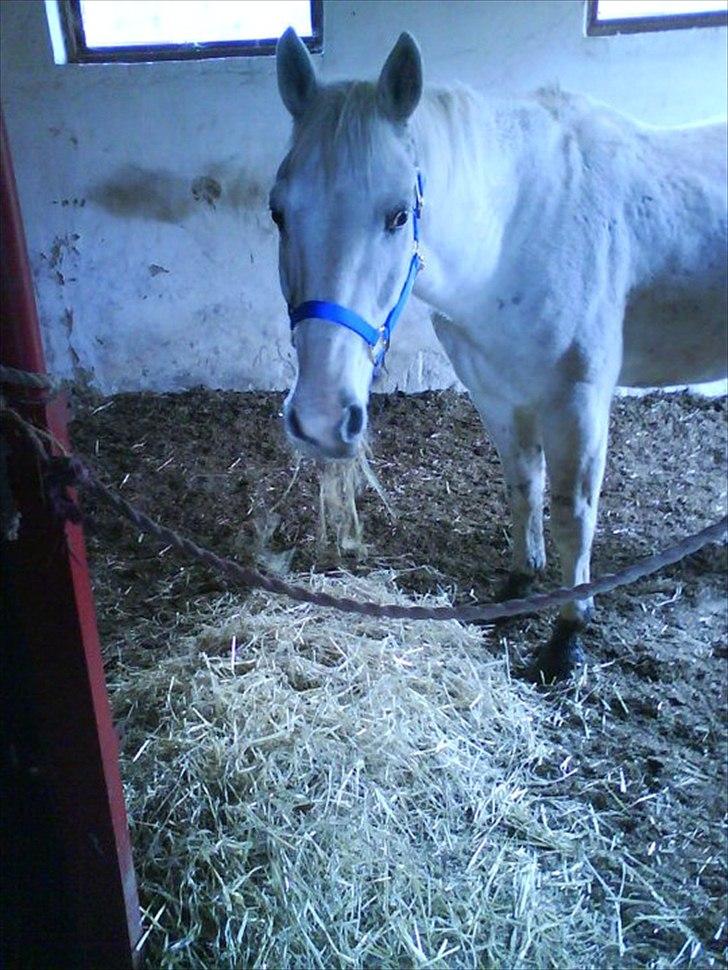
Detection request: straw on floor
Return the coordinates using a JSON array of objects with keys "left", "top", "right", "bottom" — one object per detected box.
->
[{"left": 111, "top": 569, "right": 699, "bottom": 969}]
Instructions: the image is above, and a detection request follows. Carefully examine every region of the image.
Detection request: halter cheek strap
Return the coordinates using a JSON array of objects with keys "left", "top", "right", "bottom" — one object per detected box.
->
[{"left": 288, "top": 172, "right": 424, "bottom": 373}]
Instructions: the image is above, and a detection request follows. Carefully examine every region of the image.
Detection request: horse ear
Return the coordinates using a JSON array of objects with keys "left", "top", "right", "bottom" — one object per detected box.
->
[
  {"left": 277, "top": 27, "right": 318, "bottom": 119},
  {"left": 376, "top": 32, "right": 423, "bottom": 123}
]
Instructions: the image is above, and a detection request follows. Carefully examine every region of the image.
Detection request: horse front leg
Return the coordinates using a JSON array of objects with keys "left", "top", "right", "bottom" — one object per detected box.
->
[
  {"left": 536, "top": 384, "right": 612, "bottom": 680},
  {"left": 431, "top": 316, "right": 546, "bottom": 599},
  {"left": 474, "top": 402, "right": 546, "bottom": 598}
]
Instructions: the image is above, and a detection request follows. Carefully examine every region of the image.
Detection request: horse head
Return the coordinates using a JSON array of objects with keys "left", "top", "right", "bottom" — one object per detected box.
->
[{"left": 272, "top": 27, "right": 423, "bottom": 458}]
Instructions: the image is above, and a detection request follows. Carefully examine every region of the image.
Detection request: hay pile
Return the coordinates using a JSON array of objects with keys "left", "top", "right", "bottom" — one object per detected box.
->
[{"left": 113, "top": 572, "right": 699, "bottom": 968}]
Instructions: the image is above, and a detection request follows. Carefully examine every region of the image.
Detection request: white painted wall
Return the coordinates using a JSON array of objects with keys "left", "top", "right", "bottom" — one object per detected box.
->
[{"left": 1, "top": 0, "right": 726, "bottom": 394}]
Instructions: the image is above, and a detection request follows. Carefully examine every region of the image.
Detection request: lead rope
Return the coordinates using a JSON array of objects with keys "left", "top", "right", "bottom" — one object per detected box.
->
[{"left": 1, "top": 368, "right": 725, "bottom": 624}]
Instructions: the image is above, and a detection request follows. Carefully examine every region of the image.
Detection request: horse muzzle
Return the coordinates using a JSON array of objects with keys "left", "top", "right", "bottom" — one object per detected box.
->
[{"left": 283, "top": 398, "right": 366, "bottom": 459}]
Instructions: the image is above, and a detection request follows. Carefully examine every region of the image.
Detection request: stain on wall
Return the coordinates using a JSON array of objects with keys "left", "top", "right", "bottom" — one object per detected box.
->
[
  {"left": 90, "top": 166, "right": 195, "bottom": 223},
  {"left": 224, "top": 171, "right": 269, "bottom": 213},
  {"left": 91, "top": 165, "right": 269, "bottom": 225},
  {"left": 191, "top": 175, "right": 222, "bottom": 208}
]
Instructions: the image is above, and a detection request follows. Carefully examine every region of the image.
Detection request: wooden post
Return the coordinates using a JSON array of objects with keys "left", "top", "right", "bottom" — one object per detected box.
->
[{"left": 1, "top": 111, "right": 142, "bottom": 969}]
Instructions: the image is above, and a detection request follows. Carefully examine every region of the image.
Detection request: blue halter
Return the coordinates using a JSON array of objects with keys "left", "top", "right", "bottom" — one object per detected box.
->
[{"left": 288, "top": 172, "right": 424, "bottom": 374}]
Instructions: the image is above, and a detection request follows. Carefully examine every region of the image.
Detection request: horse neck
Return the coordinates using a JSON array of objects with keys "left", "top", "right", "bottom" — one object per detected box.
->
[{"left": 410, "top": 88, "right": 530, "bottom": 301}]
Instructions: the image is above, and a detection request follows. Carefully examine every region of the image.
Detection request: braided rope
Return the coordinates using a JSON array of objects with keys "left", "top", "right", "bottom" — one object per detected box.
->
[
  {"left": 1, "top": 367, "right": 725, "bottom": 624},
  {"left": 0, "top": 364, "right": 61, "bottom": 394},
  {"left": 69, "top": 454, "right": 727, "bottom": 623}
]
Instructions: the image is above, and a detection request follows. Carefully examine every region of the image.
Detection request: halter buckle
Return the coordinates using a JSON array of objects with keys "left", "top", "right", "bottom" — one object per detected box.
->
[
  {"left": 369, "top": 327, "right": 389, "bottom": 365},
  {"left": 414, "top": 172, "right": 424, "bottom": 217},
  {"left": 413, "top": 242, "right": 425, "bottom": 272}
]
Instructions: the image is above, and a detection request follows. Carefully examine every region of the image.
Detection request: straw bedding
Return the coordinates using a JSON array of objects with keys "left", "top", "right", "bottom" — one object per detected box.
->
[
  {"left": 115, "top": 571, "right": 700, "bottom": 969},
  {"left": 71, "top": 387, "right": 726, "bottom": 968}
]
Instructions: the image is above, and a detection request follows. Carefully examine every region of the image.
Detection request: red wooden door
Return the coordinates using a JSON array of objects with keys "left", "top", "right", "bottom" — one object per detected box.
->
[{"left": 1, "top": 111, "right": 142, "bottom": 969}]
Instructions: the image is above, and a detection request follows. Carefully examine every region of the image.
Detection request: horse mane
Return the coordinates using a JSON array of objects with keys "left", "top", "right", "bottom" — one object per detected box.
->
[
  {"left": 287, "top": 82, "right": 413, "bottom": 184},
  {"left": 534, "top": 85, "right": 591, "bottom": 122}
]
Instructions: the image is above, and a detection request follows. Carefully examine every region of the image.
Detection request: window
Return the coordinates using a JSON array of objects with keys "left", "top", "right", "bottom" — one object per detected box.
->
[
  {"left": 49, "top": 0, "right": 322, "bottom": 64},
  {"left": 586, "top": 0, "right": 727, "bottom": 35}
]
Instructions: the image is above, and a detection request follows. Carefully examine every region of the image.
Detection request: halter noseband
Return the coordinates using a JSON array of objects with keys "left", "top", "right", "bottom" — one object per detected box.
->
[{"left": 288, "top": 172, "right": 424, "bottom": 374}]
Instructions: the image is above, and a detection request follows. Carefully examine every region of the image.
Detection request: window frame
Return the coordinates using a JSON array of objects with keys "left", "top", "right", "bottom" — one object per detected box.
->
[
  {"left": 586, "top": 0, "right": 727, "bottom": 35},
  {"left": 56, "top": 0, "right": 323, "bottom": 63}
]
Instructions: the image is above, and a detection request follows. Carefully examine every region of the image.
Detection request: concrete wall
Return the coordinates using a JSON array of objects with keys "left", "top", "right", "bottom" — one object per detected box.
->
[{"left": 1, "top": 0, "right": 726, "bottom": 394}]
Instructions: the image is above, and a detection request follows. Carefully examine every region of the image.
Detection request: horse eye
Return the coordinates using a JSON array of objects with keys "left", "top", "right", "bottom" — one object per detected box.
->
[
  {"left": 386, "top": 209, "right": 409, "bottom": 232},
  {"left": 271, "top": 208, "right": 285, "bottom": 231}
]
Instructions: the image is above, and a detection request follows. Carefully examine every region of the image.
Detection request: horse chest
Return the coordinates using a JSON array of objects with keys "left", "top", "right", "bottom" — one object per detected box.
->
[{"left": 433, "top": 307, "right": 557, "bottom": 405}]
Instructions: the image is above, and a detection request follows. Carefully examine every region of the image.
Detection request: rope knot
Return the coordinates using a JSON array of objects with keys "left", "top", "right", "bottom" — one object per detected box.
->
[{"left": 45, "top": 455, "right": 89, "bottom": 523}]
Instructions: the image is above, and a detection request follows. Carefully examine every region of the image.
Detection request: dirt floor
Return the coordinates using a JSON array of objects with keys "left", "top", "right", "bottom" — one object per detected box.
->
[{"left": 70, "top": 387, "right": 727, "bottom": 966}]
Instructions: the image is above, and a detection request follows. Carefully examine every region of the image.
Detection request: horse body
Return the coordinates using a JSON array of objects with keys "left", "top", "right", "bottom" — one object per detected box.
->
[
  {"left": 273, "top": 30, "right": 727, "bottom": 677},
  {"left": 620, "top": 121, "right": 727, "bottom": 386},
  {"left": 414, "top": 87, "right": 727, "bottom": 394}
]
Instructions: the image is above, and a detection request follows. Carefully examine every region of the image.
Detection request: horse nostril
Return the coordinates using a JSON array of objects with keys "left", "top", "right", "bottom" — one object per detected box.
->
[
  {"left": 343, "top": 404, "right": 364, "bottom": 441},
  {"left": 287, "top": 408, "right": 325, "bottom": 449}
]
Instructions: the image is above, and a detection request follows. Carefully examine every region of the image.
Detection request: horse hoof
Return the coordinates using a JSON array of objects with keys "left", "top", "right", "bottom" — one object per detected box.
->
[{"left": 528, "top": 619, "right": 586, "bottom": 682}]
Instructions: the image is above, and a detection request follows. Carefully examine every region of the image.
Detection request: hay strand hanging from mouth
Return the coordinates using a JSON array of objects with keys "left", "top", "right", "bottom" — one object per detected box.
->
[
  {"left": 317, "top": 459, "right": 363, "bottom": 553},
  {"left": 316, "top": 449, "right": 394, "bottom": 556}
]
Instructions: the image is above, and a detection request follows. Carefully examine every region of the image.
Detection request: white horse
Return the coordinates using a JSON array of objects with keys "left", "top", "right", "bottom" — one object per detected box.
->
[{"left": 271, "top": 28, "right": 727, "bottom": 678}]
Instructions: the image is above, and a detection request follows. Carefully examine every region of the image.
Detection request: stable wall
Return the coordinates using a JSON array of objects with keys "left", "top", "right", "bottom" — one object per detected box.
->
[{"left": 1, "top": 0, "right": 726, "bottom": 394}]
